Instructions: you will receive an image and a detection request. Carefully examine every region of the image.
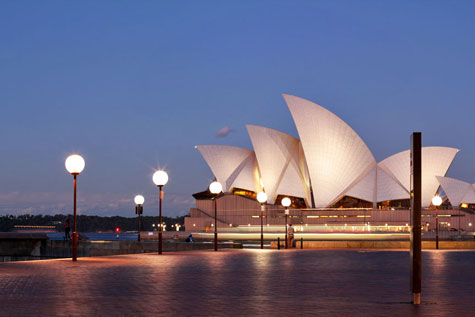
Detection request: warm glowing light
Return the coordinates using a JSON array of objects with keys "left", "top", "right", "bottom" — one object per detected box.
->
[
  {"left": 134, "top": 195, "right": 145, "bottom": 205},
  {"left": 281, "top": 197, "right": 291, "bottom": 207},
  {"left": 65, "top": 154, "right": 85, "bottom": 175},
  {"left": 209, "top": 181, "right": 223, "bottom": 194},
  {"left": 257, "top": 191, "right": 268, "bottom": 204},
  {"left": 469, "top": 223, "right": 472, "bottom": 227},
  {"left": 153, "top": 170, "right": 168, "bottom": 186},
  {"left": 461, "top": 203, "right": 468, "bottom": 208},
  {"left": 432, "top": 195, "right": 443, "bottom": 207}
]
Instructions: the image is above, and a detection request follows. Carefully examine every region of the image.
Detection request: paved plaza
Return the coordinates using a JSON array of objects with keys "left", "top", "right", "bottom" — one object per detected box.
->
[{"left": 1, "top": 249, "right": 475, "bottom": 316}]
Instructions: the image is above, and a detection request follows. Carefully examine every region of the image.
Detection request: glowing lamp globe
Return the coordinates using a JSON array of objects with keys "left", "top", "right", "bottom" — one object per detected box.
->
[
  {"left": 134, "top": 195, "right": 145, "bottom": 205},
  {"left": 432, "top": 195, "right": 443, "bottom": 207},
  {"left": 209, "top": 181, "right": 222, "bottom": 195},
  {"left": 281, "top": 197, "right": 291, "bottom": 208},
  {"left": 153, "top": 170, "right": 168, "bottom": 186},
  {"left": 257, "top": 191, "right": 268, "bottom": 204},
  {"left": 65, "top": 154, "right": 85, "bottom": 175}
]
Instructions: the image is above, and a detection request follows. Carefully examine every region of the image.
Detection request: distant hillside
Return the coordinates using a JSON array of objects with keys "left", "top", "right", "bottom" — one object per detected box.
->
[{"left": 0, "top": 214, "right": 186, "bottom": 232}]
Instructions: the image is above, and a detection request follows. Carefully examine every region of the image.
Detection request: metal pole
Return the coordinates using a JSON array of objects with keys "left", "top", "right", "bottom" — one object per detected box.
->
[
  {"left": 459, "top": 208, "right": 461, "bottom": 233},
  {"left": 285, "top": 211, "right": 288, "bottom": 249},
  {"left": 72, "top": 174, "right": 78, "bottom": 261},
  {"left": 260, "top": 204, "right": 264, "bottom": 249},
  {"left": 435, "top": 206, "right": 439, "bottom": 249},
  {"left": 158, "top": 185, "right": 163, "bottom": 255},
  {"left": 410, "top": 132, "right": 422, "bottom": 305},
  {"left": 138, "top": 207, "right": 141, "bottom": 242},
  {"left": 214, "top": 196, "right": 218, "bottom": 251}
]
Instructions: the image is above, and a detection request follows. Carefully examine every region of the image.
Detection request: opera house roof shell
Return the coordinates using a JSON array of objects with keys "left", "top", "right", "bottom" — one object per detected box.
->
[
  {"left": 436, "top": 176, "right": 475, "bottom": 207},
  {"left": 197, "top": 94, "right": 460, "bottom": 208}
]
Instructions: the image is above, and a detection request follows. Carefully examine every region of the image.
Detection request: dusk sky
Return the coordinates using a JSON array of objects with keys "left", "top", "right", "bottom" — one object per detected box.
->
[{"left": 1, "top": 1, "right": 474, "bottom": 217}]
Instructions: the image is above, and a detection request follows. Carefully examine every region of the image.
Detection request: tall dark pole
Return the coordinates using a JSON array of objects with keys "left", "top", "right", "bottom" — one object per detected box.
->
[
  {"left": 260, "top": 204, "right": 264, "bottom": 249},
  {"left": 214, "top": 196, "right": 218, "bottom": 251},
  {"left": 410, "top": 132, "right": 422, "bottom": 305},
  {"left": 158, "top": 185, "right": 163, "bottom": 255},
  {"left": 459, "top": 208, "right": 461, "bottom": 233},
  {"left": 72, "top": 174, "right": 78, "bottom": 261},
  {"left": 435, "top": 206, "right": 439, "bottom": 249}
]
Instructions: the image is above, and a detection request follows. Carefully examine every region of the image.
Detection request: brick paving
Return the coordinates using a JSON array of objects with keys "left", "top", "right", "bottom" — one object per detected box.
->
[{"left": 1, "top": 249, "right": 475, "bottom": 316}]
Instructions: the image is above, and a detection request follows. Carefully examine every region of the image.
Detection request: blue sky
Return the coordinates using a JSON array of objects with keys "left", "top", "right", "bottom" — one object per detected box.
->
[{"left": 1, "top": 1, "right": 474, "bottom": 217}]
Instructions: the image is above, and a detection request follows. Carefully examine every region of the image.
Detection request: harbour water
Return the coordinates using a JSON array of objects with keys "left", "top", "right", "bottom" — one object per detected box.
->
[{"left": 47, "top": 232, "right": 139, "bottom": 241}]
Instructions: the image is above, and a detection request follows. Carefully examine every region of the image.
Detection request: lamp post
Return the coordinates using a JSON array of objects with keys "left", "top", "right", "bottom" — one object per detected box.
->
[
  {"left": 281, "top": 197, "right": 291, "bottom": 249},
  {"left": 209, "top": 181, "right": 223, "bottom": 251},
  {"left": 432, "top": 195, "right": 442, "bottom": 249},
  {"left": 257, "top": 192, "right": 268, "bottom": 249},
  {"left": 65, "top": 154, "right": 85, "bottom": 262},
  {"left": 134, "top": 195, "right": 144, "bottom": 242},
  {"left": 153, "top": 170, "right": 168, "bottom": 255}
]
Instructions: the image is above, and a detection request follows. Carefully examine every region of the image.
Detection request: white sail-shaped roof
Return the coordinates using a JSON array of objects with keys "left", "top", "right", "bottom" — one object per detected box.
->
[
  {"left": 344, "top": 165, "right": 377, "bottom": 203},
  {"left": 464, "top": 184, "right": 475, "bottom": 204},
  {"left": 283, "top": 94, "right": 376, "bottom": 207},
  {"left": 343, "top": 165, "right": 409, "bottom": 203},
  {"left": 379, "top": 147, "right": 459, "bottom": 207},
  {"left": 246, "top": 125, "right": 309, "bottom": 204},
  {"left": 436, "top": 176, "right": 475, "bottom": 207},
  {"left": 196, "top": 145, "right": 260, "bottom": 192},
  {"left": 229, "top": 152, "right": 262, "bottom": 193},
  {"left": 376, "top": 166, "right": 410, "bottom": 202}
]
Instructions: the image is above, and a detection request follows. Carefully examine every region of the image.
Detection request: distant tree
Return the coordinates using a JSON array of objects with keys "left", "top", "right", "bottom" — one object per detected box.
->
[{"left": 0, "top": 214, "right": 186, "bottom": 232}]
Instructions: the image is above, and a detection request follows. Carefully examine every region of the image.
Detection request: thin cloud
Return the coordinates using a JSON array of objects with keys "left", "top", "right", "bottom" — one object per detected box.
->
[
  {"left": 0, "top": 191, "right": 194, "bottom": 217},
  {"left": 216, "top": 126, "right": 234, "bottom": 138}
]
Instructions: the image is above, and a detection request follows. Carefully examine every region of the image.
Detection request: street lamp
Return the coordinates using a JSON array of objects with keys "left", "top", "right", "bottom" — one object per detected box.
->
[
  {"left": 134, "top": 195, "right": 144, "bottom": 242},
  {"left": 209, "top": 181, "right": 223, "bottom": 251},
  {"left": 65, "top": 154, "right": 85, "bottom": 261},
  {"left": 153, "top": 170, "right": 168, "bottom": 255},
  {"left": 432, "top": 195, "right": 442, "bottom": 249},
  {"left": 257, "top": 191, "right": 268, "bottom": 249},
  {"left": 281, "top": 197, "right": 291, "bottom": 249}
]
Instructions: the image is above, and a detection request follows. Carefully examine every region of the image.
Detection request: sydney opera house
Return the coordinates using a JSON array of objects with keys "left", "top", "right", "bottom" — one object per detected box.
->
[{"left": 185, "top": 95, "right": 475, "bottom": 233}]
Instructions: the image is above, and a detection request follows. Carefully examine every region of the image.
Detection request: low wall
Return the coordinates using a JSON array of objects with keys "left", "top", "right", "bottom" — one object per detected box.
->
[
  {"left": 271, "top": 240, "right": 475, "bottom": 249},
  {"left": 0, "top": 234, "right": 242, "bottom": 262}
]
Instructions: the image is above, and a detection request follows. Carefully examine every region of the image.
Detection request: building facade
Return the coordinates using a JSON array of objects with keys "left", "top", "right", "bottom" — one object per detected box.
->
[{"left": 188, "top": 95, "right": 474, "bottom": 231}]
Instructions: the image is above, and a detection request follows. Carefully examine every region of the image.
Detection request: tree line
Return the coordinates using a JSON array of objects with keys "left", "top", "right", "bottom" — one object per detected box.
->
[{"left": 0, "top": 214, "right": 186, "bottom": 232}]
